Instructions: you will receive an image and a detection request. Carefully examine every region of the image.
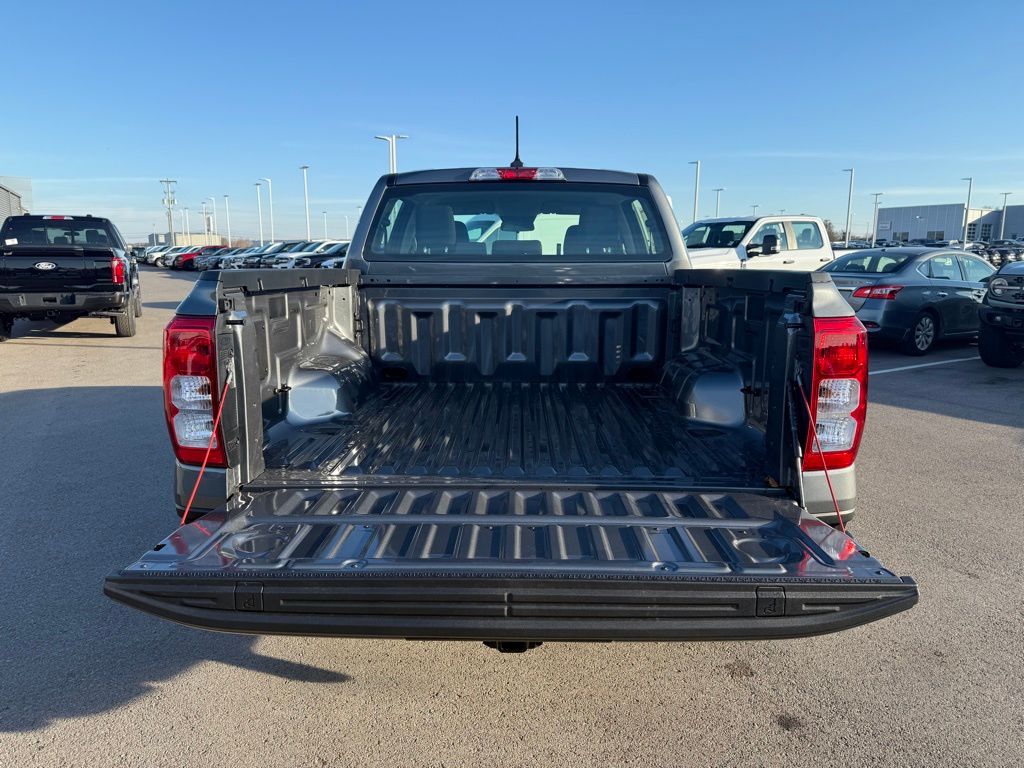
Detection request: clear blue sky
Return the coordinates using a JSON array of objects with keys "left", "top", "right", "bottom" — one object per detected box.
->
[{"left": 2, "top": 0, "right": 1023, "bottom": 240}]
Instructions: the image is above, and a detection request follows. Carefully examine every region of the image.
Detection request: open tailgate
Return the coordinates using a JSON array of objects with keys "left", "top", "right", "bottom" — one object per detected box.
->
[{"left": 105, "top": 487, "right": 917, "bottom": 642}]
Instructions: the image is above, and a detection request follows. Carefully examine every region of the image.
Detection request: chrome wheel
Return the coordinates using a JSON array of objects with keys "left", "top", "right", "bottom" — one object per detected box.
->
[{"left": 914, "top": 315, "right": 935, "bottom": 351}]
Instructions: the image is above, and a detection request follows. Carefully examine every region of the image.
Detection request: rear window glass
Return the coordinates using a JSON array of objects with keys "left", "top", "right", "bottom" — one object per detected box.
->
[
  {"left": 365, "top": 182, "right": 670, "bottom": 261},
  {"left": 2, "top": 218, "right": 119, "bottom": 248},
  {"left": 681, "top": 220, "right": 753, "bottom": 249},
  {"left": 822, "top": 251, "right": 914, "bottom": 274}
]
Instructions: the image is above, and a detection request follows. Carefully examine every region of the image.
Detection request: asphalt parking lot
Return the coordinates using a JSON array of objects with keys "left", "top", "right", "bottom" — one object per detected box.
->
[{"left": 1, "top": 267, "right": 1021, "bottom": 768}]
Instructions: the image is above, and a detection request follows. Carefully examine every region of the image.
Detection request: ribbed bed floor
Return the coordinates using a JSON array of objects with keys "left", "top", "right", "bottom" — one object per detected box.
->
[{"left": 262, "top": 382, "right": 765, "bottom": 486}]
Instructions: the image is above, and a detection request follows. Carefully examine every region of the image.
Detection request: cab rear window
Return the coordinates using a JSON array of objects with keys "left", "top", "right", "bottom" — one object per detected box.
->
[
  {"left": 1, "top": 217, "right": 119, "bottom": 248},
  {"left": 365, "top": 182, "right": 670, "bottom": 261}
]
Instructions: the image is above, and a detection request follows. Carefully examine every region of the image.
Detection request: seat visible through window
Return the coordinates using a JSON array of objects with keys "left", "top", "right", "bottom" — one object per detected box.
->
[
  {"left": 563, "top": 206, "right": 624, "bottom": 255},
  {"left": 414, "top": 205, "right": 456, "bottom": 254}
]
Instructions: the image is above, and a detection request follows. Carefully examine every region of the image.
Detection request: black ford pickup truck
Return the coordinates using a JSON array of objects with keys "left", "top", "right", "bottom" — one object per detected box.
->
[
  {"left": 0, "top": 214, "right": 140, "bottom": 340},
  {"left": 105, "top": 166, "right": 917, "bottom": 652}
]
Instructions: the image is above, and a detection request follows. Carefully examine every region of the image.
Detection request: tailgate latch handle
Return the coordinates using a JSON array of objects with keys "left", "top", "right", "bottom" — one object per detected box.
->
[
  {"left": 234, "top": 582, "right": 264, "bottom": 611},
  {"left": 755, "top": 587, "right": 786, "bottom": 617}
]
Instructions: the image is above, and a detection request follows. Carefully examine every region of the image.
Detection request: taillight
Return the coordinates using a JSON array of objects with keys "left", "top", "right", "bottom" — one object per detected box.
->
[
  {"left": 163, "top": 316, "right": 227, "bottom": 467},
  {"left": 111, "top": 257, "right": 125, "bottom": 285},
  {"left": 803, "top": 316, "right": 868, "bottom": 472},
  {"left": 852, "top": 284, "right": 902, "bottom": 300}
]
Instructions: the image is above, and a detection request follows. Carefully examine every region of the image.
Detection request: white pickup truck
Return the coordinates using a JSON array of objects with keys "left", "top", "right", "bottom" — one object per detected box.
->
[{"left": 682, "top": 215, "right": 835, "bottom": 271}]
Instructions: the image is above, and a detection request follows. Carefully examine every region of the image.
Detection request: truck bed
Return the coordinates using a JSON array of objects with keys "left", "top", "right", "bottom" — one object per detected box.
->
[{"left": 261, "top": 382, "right": 766, "bottom": 487}]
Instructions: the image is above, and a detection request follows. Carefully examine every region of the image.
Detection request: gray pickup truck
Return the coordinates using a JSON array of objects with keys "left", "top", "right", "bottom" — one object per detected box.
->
[{"left": 106, "top": 166, "right": 916, "bottom": 652}]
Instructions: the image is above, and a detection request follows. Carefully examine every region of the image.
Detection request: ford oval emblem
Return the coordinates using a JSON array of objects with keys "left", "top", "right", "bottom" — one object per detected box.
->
[{"left": 33, "top": 261, "right": 57, "bottom": 271}]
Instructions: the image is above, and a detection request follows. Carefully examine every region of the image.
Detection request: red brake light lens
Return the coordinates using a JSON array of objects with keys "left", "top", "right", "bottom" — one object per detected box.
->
[
  {"left": 852, "top": 285, "right": 902, "bottom": 300},
  {"left": 814, "top": 318, "right": 866, "bottom": 377},
  {"left": 111, "top": 257, "right": 125, "bottom": 285},
  {"left": 498, "top": 168, "right": 538, "bottom": 180}
]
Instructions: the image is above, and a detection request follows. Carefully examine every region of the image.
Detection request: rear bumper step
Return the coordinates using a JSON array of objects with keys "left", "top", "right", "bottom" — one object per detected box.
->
[{"left": 104, "top": 573, "right": 918, "bottom": 642}]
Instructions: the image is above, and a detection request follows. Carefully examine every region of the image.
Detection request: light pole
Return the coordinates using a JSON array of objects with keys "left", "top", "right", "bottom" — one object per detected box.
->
[
  {"left": 223, "top": 195, "right": 232, "bottom": 247},
  {"left": 206, "top": 196, "right": 218, "bottom": 241},
  {"left": 688, "top": 160, "right": 701, "bottom": 223},
  {"left": 258, "top": 178, "right": 274, "bottom": 241},
  {"left": 344, "top": 215, "right": 351, "bottom": 239},
  {"left": 160, "top": 179, "right": 177, "bottom": 245},
  {"left": 961, "top": 177, "right": 973, "bottom": 245},
  {"left": 843, "top": 168, "right": 855, "bottom": 248},
  {"left": 778, "top": 209, "right": 786, "bottom": 215},
  {"left": 1000, "top": 192, "right": 1012, "bottom": 240},
  {"left": 255, "top": 183, "right": 265, "bottom": 246},
  {"left": 712, "top": 188, "right": 724, "bottom": 217},
  {"left": 870, "top": 192, "right": 883, "bottom": 247},
  {"left": 322, "top": 210, "right": 328, "bottom": 239},
  {"left": 375, "top": 134, "right": 409, "bottom": 173},
  {"left": 200, "top": 201, "right": 209, "bottom": 238},
  {"left": 751, "top": 204, "right": 759, "bottom": 216},
  {"left": 179, "top": 208, "right": 186, "bottom": 242},
  {"left": 300, "top": 165, "right": 311, "bottom": 240},
  {"left": 184, "top": 207, "right": 191, "bottom": 240}
]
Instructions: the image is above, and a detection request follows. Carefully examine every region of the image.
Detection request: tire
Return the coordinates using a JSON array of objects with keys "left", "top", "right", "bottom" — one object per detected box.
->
[
  {"left": 133, "top": 287, "right": 143, "bottom": 318},
  {"left": 113, "top": 302, "right": 137, "bottom": 337},
  {"left": 978, "top": 323, "right": 1024, "bottom": 368},
  {"left": 900, "top": 311, "right": 938, "bottom": 356},
  {"left": 0, "top": 317, "right": 12, "bottom": 342}
]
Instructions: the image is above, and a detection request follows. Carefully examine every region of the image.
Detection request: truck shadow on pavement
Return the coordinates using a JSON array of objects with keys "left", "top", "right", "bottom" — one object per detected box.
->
[
  {"left": 0, "top": 386, "right": 349, "bottom": 734},
  {"left": 867, "top": 353, "right": 1024, "bottom": 431},
  {"left": 7, "top": 317, "right": 122, "bottom": 340}
]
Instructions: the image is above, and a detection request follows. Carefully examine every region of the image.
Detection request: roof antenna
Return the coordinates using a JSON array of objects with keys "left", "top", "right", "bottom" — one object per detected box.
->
[{"left": 510, "top": 115, "right": 524, "bottom": 168}]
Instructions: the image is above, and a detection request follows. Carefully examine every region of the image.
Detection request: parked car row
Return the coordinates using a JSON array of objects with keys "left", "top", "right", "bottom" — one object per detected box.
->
[
  {"left": 967, "top": 241, "right": 1024, "bottom": 267},
  {"left": 819, "top": 245, "right": 1023, "bottom": 366},
  {"left": 139, "top": 240, "right": 350, "bottom": 270}
]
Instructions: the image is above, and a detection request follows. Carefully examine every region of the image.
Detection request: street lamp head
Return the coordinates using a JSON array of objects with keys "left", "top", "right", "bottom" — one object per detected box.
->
[{"left": 300, "top": 165, "right": 309, "bottom": 171}]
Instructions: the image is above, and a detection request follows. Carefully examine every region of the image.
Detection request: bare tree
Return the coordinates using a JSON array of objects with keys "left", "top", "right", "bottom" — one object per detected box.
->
[{"left": 822, "top": 219, "right": 843, "bottom": 242}]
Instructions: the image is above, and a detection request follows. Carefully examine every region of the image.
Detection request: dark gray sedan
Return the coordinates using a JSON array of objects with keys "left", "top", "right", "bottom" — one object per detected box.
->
[{"left": 821, "top": 248, "right": 995, "bottom": 355}]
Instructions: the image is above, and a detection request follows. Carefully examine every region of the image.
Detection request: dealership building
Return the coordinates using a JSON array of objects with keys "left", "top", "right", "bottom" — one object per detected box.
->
[
  {"left": 0, "top": 176, "right": 32, "bottom": 221},
  {"left": 876, "top": 203, "right": 1024, "bottom": 242}
]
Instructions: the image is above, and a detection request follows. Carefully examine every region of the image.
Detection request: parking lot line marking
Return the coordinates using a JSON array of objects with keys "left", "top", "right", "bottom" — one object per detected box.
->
[{"left": 869, "top": 357, "right": 978, "bottom": 376}]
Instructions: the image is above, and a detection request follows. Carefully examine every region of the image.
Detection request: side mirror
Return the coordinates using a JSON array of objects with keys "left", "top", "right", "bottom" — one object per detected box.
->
[
  {"left": 744, "top": 244, "right": 761, "bottom": 258},
  {"left": 761, "top": 234, "right": 780, "bottom": 255}
]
